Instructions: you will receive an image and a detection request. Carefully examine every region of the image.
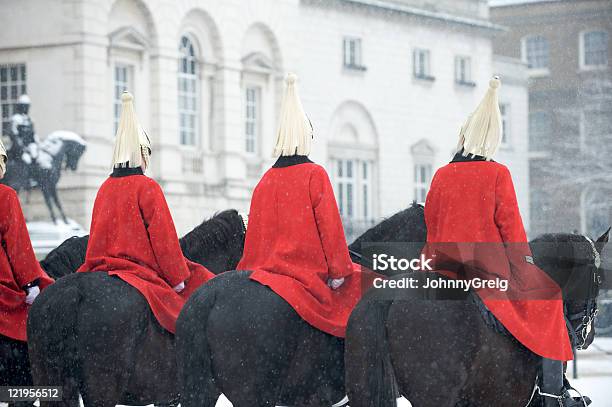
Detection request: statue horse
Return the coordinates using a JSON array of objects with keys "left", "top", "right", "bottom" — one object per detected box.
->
[{"left": 1, "top": 131, "right": 87, "bottom": 223}]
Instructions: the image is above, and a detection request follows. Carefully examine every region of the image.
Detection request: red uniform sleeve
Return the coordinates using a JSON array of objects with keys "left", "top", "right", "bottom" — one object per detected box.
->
[
  {"left": 139, "top": 181, "right": 190, "bottom": 287},
  {"left": 0, "top": 188, "right": 47, "bottom": 288},
  {"left": 494, "top": 166, "right": 528, "bottom": 243},
  {"left": 309, "top": 166, "right": 353, "bottom": 279}
]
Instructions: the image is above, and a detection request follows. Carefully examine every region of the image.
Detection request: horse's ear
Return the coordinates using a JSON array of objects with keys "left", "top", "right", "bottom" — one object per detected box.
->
[{"left": 596, "top": 227, "right": 610, "bottom": 253}]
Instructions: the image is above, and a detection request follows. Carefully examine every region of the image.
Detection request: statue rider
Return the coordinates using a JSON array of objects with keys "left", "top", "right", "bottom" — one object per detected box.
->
[{"left": 10, "top": 94, "right": 39, "bottom": 166}]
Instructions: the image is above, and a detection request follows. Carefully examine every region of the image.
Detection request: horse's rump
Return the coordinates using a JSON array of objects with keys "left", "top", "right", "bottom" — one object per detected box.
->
[
  {"left": 177, "top": 270, "right": 346, "bottom": 406},
  {"left": 28, "top": 272, "right": 178, "bottom": 406}
]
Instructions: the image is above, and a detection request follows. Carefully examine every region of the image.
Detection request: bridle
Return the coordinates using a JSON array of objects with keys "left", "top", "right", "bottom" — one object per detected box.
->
[{"left": 564, "top": 236, "right": 601, "bottom": 350}]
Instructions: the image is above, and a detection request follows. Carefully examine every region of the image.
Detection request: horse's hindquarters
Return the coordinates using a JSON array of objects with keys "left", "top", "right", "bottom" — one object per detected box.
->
[
  {"left": 27, "top": 272, "right": 177, "bottom": 407},
  {"left": 177, "top": 270, "right": 344, "bottom": 406},
  {"left": 386, "top": 299, "right": 538, "bottom": 407}
]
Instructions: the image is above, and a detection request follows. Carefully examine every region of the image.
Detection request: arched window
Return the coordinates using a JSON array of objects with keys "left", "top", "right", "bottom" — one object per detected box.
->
[{"left": 178, "top": 35, "right": 198, "bottom": 146}]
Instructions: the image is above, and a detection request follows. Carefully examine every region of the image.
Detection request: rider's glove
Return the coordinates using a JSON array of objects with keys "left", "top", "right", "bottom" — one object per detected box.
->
[
  {"left": 327, "top": 278, "right": 345, "bottom": 290},
  {"left": 25, "top": 285, "right": 40, "bottom": 305},
  {"left": 173, "top": 281, "right": 186, "bottom": 293}
]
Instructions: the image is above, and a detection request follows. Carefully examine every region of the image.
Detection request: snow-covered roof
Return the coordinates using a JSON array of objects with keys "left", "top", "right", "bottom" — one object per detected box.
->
[
  {"left": 489, "top": 0, "right": 562, "bottom": 7},
  {"left": 339, "top": 0, "right": 505, "bottom": 31}
]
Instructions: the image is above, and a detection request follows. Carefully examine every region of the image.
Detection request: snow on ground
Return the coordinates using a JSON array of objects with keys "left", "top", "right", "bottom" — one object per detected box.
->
[{"left": 567, "top": 337, "right": 612, "bottom": 407}]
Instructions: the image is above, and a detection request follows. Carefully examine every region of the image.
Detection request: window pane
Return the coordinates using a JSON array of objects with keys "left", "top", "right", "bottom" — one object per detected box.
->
[
  {"left": 584, "top": 31, "right": 608, "bottom": 66},
  {"left": 244, "top": 86, "right": 260, "bottom": 153},
  {"left": 529, "top": 111, "right": 552, "bottom": 150},
  {"left": 525, "top": 36, "right": 549, "bottom": 69},
  {"left": 178, "top": 36, "right": 199, "bottom": 147},
  {"left": 347, "top": 183, "right": 353, "bottom": 217}
]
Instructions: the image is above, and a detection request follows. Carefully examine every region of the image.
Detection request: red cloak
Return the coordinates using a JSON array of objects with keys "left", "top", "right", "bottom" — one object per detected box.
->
[
  {"left": 237, "top": 156, "right": 364, "bottom": 337},
  {"left": 0, "top": 185, "right": 54, "bottom": 341},
  {"left": 424, "top": 158, "right": 573, "bottom": 361},
  {"left": 77, "top": 169, "right": 214, "bottom": 334}
]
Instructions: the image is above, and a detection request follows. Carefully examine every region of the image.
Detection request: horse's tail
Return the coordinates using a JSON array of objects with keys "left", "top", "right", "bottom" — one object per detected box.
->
[
  {"left": 345, "top": 295, "right": 398, "bottom": 407},
  {"left": 176, "top": 283, "right": 219, "bottom": 407},
  {"left": 27, "top": 275, "right": 81, "bottom": 407}
]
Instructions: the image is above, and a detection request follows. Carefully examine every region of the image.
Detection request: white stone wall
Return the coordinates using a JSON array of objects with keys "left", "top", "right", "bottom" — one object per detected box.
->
[{"left": 0, "top": 0, "right": 529, "bottom": 236}]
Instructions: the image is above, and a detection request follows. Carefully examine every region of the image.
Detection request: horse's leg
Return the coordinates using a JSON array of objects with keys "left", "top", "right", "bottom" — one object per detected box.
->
[
  {"left": 345, "top": 295, "right": 397, "bottom": 407},
  {"left": 177, "top": 286, "right": 222, "bottom": 407},
  {"left": 41, "top": 187, "right": 57, "bottom": 224},
  {"left": 51, "top": 185, "right": 68, "bottom": 224}
]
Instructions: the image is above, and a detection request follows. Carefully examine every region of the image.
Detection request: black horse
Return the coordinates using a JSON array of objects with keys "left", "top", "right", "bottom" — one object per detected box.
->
[
  {"left": 1, "top": 131, "right": 87, "bottom": 223},
  {"left": 344, "top": 229, "right": 610, "bottom": 407},
  {"left": 175, "top": 203, "right": 427, "bottom": 406},
  {"left": 23, "top": 209, "right": 246, "bottom": 407}
]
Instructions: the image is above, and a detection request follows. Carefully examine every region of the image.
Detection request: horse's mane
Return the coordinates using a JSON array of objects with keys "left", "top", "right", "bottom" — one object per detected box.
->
[
  {"left": 349, "top": 202, "right": 426, "bottom": 251},
  {"left": 40, "top": 235, "right": 89, "bottom": 280},
  {"left": 180, "top": 209, "right": 246, "bottom": 264}
]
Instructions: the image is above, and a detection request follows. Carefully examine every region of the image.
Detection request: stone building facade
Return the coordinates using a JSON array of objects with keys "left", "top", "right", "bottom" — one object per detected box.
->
[
  {"left": 491, "top": 0, "right": 611, "bottom": 237},
  {"left": 0, "top": 0, "right": 529, "bottom": 239}
]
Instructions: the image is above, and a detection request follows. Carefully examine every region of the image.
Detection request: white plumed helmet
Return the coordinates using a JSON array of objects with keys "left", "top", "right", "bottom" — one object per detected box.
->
[
  {"left": 273, "top": 73, "right": 312, "bottom": 157},
  {"left": 0, "top": 137, "right": 7, "bottom": 179},
  {"left": 111, "top": 91, "right": 152, "bottom": 169},
  {"left": 456, "top": 76, "right": 502, "bottom": 160}
]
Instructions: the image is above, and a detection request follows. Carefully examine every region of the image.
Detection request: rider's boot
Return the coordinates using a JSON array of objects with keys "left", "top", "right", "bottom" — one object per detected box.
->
[{"left": 541, "top": 359, "right": 591, "bottom": 407}]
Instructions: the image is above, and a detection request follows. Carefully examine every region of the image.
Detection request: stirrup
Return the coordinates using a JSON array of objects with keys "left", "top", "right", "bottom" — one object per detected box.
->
[{"left": 537, "top": 386, "right": 591, "bottom": 407}]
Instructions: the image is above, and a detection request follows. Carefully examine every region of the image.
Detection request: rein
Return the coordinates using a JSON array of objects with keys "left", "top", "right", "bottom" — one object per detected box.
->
[
  {"left": 349, "top": 248, "right": 374, "bottom": 271},
  {"left": 563, "top": 236, "right": 601, "bottom": 350}
]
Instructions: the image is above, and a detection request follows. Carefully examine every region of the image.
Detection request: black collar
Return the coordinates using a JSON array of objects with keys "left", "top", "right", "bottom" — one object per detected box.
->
[
  {"left": 110, "top": 166, "right": 144, "bottom": 178},
  {"left": 450, "top": 150, "right": 491, "bottom": 163},
  {"left": 272, "top": 155, "right": 313, "bottom": 168}
]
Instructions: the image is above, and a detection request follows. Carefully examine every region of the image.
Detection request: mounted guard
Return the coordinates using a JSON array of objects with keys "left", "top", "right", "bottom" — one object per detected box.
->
[
  {"left": 76, "top": 91, "right": 215, "bottom": 333},
  {"left": 10, "top": 94, "right": 39, "bottom": 166},
  {"left": 236, "top": 73, "right": 364, "bottom": 337},
  {"left": 0, "top": 136, "right": 54, "bottom": 344},
  {"left": 423, "top": 77, "right": 588, "bottom": 406}
]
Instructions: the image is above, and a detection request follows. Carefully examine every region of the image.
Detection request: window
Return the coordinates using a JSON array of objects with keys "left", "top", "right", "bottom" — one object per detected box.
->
[
  {"left": 343, "top": 37, "right": 365, "bottom": 70},
  {"left": 114, "top": 64, "right": 132, "bottom": 135},
  {"left": 581, "top": 107, "right": 612, "bottom": 151},
  {"left": 455, "top": 56, "right": 474, "bottom": 86},
  {"left": 334, "top": 158, "right": 373, "bottom": 220},
  {"left": 500, "top": 104, "right": 510, "bottom": 146},
  {"left": 245, "top": 86, "right": 260, "bottom": 154},
  {"left": 522, "top": 36, "right": 549, "bottom": 71},
  {"left": 414, "top": 163, "right": 432, "bottom": 203},
  {"left": 529, "top": 111, "right": 552, "bottom": 151},
  {"left": 413, "top": 49, "right": 434, "bottom": 80},
  {"left": 0, "top": 64, "right": 27, "bottom": 137},
  {"left": 581, "top": 31, "right": 608, "bottom": 68},
  {"left": 178, "top": 36, "right": 199, "bottom": 146}
]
